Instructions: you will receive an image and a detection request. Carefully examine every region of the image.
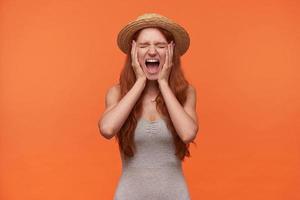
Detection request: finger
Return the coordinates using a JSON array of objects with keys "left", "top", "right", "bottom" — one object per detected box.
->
[
  {"left": 168, "top": 43, "right": 171, "bottom": 66},
  {"left": 134, "top": 41, "right": 138, "bottom": 66},
  {"left": 132, "top": 41, "right": 136, "bottom": 63},
  {"left": 131, "top": 40, "right": 135, "bottom": 59},
  {"left": 170, "top": 43, "right": 174, "bottom": 65},
  {"left": 165, "top": 45, "right": 169, "bottom": 68}
]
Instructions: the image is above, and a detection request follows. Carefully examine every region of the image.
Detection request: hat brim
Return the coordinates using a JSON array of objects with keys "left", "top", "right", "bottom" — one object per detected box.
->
[{"left": 117, "top": 17, "right": 190, "bottom": 56}]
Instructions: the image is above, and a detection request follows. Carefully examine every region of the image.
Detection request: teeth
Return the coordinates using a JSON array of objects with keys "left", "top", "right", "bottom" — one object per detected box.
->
[{"left": 146, "top": 59, "right": 159, "bottom": 62}]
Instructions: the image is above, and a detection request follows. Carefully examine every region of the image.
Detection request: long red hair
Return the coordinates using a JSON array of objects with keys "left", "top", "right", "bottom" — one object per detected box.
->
[{"left": 115, "top": 27, "right": 196, "bottom": 161}]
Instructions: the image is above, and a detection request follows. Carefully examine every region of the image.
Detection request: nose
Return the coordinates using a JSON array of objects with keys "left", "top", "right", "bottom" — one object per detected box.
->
[{"left": 147, "top": 46, "right": 157, "bottom": 55}]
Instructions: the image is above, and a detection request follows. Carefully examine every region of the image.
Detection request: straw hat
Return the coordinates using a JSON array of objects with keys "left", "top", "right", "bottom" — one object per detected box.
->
[{"left": 117, "top": 13, "right": 190, "bottom": 56}]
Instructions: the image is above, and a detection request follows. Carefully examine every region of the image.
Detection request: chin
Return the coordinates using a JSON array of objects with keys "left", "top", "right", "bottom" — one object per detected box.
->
[
  {"left": 146, "top": 76, "right": 158, "bottom": 81},
  {"left": 144, "top": 72, "right": 158, "bottom": 79}
]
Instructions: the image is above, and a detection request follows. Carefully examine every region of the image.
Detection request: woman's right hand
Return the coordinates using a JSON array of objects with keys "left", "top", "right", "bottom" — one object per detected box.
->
[{"left": 131, "top": 40, "right": 147, "bottom": 81}]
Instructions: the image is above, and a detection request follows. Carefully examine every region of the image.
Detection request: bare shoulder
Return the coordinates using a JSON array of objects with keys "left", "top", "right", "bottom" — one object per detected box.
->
[
  {"left": 107, "top": 83, "right": 120, "bottom": 95},
  {"left": 105, "top": 83, "right": 121, "bottom": 109},
  {"left": 184, "top": 84, "right": 197, "bottom": 106},
  {"left": 187, "top": 84, "right": 197, "bottom": 97},
  {"left": 183, "top": 84, "right": 198, "bottom": 124},
  {"left": 184, "top": 84, "right": 197, "bottom": 108}
]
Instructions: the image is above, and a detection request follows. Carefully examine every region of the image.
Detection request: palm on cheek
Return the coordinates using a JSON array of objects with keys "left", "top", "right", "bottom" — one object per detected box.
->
[{"left": 158, "top": 41, "right": 175, "bottom": 83}]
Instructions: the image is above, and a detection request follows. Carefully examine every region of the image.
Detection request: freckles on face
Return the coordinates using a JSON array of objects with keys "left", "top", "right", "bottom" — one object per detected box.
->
[
  {"left": 137, "top": 48, "right": 167, "bottom": 67},
  {"left": 134, "top": 28, "right": 172, "bottom": 77},
  {"left": 137, "top": 50, "right": 143, "bottom": 65}
]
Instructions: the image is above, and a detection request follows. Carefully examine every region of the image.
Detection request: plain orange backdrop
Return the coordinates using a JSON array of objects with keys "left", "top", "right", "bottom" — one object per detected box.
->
[{"left": 1, "top": 0, "right": 299, "bottom": 199}]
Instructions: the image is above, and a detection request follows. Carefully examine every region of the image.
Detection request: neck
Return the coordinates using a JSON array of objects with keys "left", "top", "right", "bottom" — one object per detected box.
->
[{"left": 144, "top": 79, "right": 159, "bottom": 96}]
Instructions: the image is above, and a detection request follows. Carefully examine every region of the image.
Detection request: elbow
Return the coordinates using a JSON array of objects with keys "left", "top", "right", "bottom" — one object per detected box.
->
[
  {"left": 182, "top": 134, "right": 196, "bottom": 144},
  {"left": 182, "top": 125, "right": 199, "bottom": 144},
  {"left": 98, "top": 120, "right": 115, "bottom": 140}
]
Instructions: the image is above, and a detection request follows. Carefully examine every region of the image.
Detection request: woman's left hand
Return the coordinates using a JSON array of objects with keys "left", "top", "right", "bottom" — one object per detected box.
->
[{"left": 158, "top": 41, "right": 175, "bottom": 84}]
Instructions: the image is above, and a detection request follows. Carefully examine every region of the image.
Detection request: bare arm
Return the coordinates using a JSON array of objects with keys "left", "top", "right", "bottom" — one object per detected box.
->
[
  {"left": 98, "top": 77, "right": 146, "bottom": 139},
  {"left": 158, "top": 81, "right": 199, "bottom": 144},
  {"left": 99, "top": 40, "right": 146, "bottom": 139},
  {"left": 157, "top": 42, "right": 198, "bottom": 144}
]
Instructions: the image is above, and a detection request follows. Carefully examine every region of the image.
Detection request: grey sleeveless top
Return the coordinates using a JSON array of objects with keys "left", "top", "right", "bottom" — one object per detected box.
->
[{"left": 113, "top": 118, "right": 191, "bottom": 200}]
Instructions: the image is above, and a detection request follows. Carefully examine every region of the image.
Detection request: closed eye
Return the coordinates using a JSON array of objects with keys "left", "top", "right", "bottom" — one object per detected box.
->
[
  {"left": 139, "top": 45, "right": 148, "bottom": 48},
  {"left": 138, "top": 44, "right": 166, "bottom": 48}
]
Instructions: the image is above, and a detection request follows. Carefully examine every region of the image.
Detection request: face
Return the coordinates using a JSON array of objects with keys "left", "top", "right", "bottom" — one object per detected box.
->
[{"left": 135, "top": 28, "right": 170, "bottom": 80}]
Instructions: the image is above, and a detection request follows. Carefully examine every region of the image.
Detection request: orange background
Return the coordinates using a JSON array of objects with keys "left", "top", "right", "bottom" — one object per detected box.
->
[{"left": 1, "top": 0, "right": 299, "bottom": 199}]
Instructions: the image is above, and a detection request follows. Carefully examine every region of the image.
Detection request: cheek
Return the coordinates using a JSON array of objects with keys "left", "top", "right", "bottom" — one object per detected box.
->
[
  {"left": 137, "top": 49, "right": 145, "bottom": 58},
  {"left": 160, "top": 51, "right": 167, "bottom": 62},
  {"left": 137, "top": 51, "right": 144, "bottom": 65},
  {"left": 159, "top": 49, "right": 167, "bottom": 56},
  {"left": 137, "top": 50, "right": 141, "bottom": 58}
]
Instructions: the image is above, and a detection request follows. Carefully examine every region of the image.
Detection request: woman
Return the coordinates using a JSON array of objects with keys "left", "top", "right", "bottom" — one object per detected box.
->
[{"left": 99, "top": 13, "right": 199, "bottom": 200}]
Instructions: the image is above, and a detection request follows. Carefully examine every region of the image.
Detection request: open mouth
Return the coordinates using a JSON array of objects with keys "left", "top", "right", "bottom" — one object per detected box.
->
[{"left": 145, "top": 59, "right": 160, "bottom": 74}]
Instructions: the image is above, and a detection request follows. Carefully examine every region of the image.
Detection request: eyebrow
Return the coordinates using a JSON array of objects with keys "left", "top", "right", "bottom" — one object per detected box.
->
[{"left": 138, "top": 42, "right": 168, "bottom": 45}]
